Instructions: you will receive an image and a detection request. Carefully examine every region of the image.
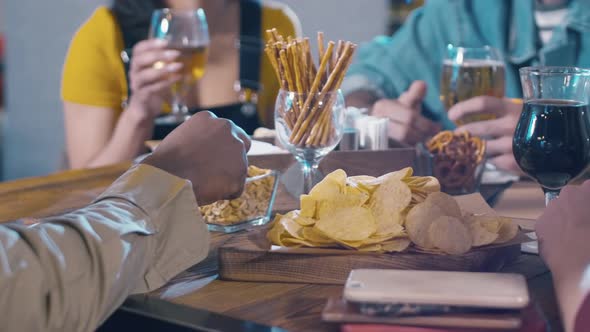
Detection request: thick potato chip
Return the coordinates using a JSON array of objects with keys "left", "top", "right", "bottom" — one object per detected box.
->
[
  {"left": 425, "top": 192, "right": 462, "bottom": 219},
  {"left": 468, "top": 220, "right": 499, "bottom": 247},
  {"left": 494, "top": 217, "right": 519, "bottom": 244},
  {"left": 315, "top": 207, "right": 376, "bottom": 242},
  {"left": 405, "top": 201, "right": 444, "bottom": 249},
  {"left": 300, "top": 194, "right": 317, "bottom": 218},
  {"left": 381, "top": 238, "right": 411, "bottom": 252},
  {"left": 429, "top": 216, "right": 473, "bottom": 255},
  {"left": 465, "top": 214, "right": 502, "bottom": 233}
]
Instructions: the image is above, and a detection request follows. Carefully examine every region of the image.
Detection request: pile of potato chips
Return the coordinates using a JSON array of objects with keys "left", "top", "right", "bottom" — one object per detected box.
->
[
  {"left": 200, "top": 166, "right": 275, "bottom": 225},
  {"left": 406, "top": 192, "right": 518, "bottom": 255},
  {"left": 267, "top": 168, "right": 518, "bottom": 255}
]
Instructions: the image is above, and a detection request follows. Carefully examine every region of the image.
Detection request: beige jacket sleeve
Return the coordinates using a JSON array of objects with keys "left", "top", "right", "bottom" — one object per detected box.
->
[{"left": 0, "top": 164, "right": 210, "bottom": 332}]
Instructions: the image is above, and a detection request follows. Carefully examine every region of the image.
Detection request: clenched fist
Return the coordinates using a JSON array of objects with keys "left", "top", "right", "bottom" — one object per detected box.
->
[{"left": 143, "top": 111, "right": 251, "bottom": 205}]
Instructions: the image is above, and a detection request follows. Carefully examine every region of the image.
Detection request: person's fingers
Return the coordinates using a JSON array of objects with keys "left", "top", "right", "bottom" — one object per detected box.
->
[
  {"left": 455, "top": 117, "right": 509, "bottom": 138},
  {"left": 131, "top": 63, "right": 183, "bottom": 91},
  {"left": 485, "top": 136, "right": 512, "bottom": 157},
  {"left": 141, "top": 74, "right": 183, "bottom": 95},
  {"left": 131, "top": 48, "right": 181, "bottom": 72},
  {"left": 234, "top": 126, "right": 252, "bottom": 152},
  {"left": 133, "top": 38, "right": 168, "bottom": 54},
  {"left": 409, "top": 114, "right": 441, "bottom": 137},
  {"left": 448, "top": 96, "right": 509, "bottom": 122},
  {"left": 489, "top": 154, "right": 520, "bottom": 173},
  {"left": 398, "top": 81, "right": 427, "bottom": 110}
]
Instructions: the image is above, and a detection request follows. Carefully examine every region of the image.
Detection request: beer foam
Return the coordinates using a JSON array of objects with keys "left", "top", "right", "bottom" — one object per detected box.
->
[{"left": 443, "top": 59, "right": 505, "bottom": 67}]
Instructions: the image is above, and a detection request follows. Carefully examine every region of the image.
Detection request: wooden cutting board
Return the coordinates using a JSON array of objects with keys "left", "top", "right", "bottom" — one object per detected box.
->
[{"left": 217, "top": 228, "right": 524, "bottom": 285}]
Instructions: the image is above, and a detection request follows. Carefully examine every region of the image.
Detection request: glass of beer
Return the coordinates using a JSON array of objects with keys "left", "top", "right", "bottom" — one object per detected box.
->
[
  {"left": 440, "top": 45, "right": 505, "bottom": 126},
  {"left": 514, "top": 67, "right": 590, "bottom": 206},
  {"left": 150, "top": 8, "right": 210, "bottom": 124}
]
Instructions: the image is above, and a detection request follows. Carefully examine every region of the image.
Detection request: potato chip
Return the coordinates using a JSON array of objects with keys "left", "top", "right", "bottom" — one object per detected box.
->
[
  {"left": 267, "top": 215, "right": 287, "bottom": 246},
  {"left": 464, "top": 214, "right": 502, "bottom": 233},
  {"left": 380, "top": 167, "right": 413, "bottom": 182},
  {"left": 405, "top": 201, "right": 444, "bottom": 249},
  {"left": 300, "top": 195, "right": 317, "bottom": 218},
  {"left": 374, "top": 212, "right": 405, "bottom": 236},
  {"left": 369, "top": 178, "right": 412, "bottom": 231},
  {"left": 282, "top": 237, "right": 331, "bottom": 248},
  {"left": 425, "top": 192, "right": 462, "bottom": 219},
  {"left": 345, "top": 184, "right": 371, "bottom": 205},
  {"left": 280, "top": 213, "right": 305, "bottom": 239},
  {"left": 295, "top": 215, "right": 316, "bottom": 226},
  {"left": 468, "top": 220, "right": 499, "bottom": 247},
  {"left": 357, "top": 244, "right": 383, "bottom": 252},
  {"left": 494, "top": 217, "right": 519, "bottom": 244},
  {"left": 347, "top": 175, "right": 379, "bottom": 194},
  {"left": 380, "top": 238, "right": 411, "bottom": 252},
  {"left": 309, "top": 170, "right": 346, "bottom": 200},
  {"left": 429, "top": 216, "right": 473, "bottom": 255},
  {"left": 315, "top": 207, "right": 376, "bottom": 242},
  {"left": 302, "top": 227, "right": 335, "bottom": 245}
]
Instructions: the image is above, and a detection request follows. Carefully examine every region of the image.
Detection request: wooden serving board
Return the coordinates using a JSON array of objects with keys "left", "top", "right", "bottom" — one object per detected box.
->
[{"left": 218, "top": 228, "right": 523, "bottom": 285}]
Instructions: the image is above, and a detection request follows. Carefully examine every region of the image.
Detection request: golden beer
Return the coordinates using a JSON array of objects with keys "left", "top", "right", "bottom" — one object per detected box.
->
[
  {"left": 440, "top": 59, "right": 505, "bottom": 125},
  {"left": 173, "top": 45, "right": 208, "bottom": 81}
]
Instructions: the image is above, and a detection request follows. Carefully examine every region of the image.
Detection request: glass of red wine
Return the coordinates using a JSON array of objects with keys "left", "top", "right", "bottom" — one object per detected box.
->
[{"left": 514, "top": 67, "right": 590, "bottom": 206}]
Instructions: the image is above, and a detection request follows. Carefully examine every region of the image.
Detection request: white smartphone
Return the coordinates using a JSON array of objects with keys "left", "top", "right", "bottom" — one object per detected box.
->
[{"left": 344, "top": 269, "right": 529, "bottom": 316}]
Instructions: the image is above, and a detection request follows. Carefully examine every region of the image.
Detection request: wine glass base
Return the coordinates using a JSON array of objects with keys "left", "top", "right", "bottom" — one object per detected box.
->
[
  {"left": 280, "top": 163, "right": 324, "bottom": 198},
  {"left": 154, "top": 113, "right": 192, "bottom": 125}
]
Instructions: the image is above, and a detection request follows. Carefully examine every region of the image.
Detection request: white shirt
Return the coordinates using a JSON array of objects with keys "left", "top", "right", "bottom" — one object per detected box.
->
[
  {"left": 535, "top": 7, "right": 569, "bottom": 45},
  {"left": 0, "top": 164, "right": 210, "bottom": 331}
]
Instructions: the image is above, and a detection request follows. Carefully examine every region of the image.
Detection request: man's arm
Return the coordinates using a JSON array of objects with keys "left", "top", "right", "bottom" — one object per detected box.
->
[{"left": 0, "top": 164, "right": 209, "bottom": 332}]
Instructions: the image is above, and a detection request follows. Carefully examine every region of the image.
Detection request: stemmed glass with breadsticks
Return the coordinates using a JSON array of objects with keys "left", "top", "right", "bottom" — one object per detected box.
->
[{"left": 266, "top": 29, "right": 356, "bottom": 194}]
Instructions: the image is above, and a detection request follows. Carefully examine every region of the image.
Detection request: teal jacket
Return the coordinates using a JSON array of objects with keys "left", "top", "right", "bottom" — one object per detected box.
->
[{"left": 343, "top": 0, "right": 590, "bottom": 129}]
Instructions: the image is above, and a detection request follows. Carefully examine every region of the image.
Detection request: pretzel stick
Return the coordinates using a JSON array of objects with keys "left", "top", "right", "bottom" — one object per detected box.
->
[
  {"left": 279, "top": 49, "right": 300, "bottom": 118},
  {"left": 303, "top": 38, "right": 316, "bottom": 87},
  {"left": 290, "top": 42, "right": 335, "bottom": 144},
  {"left": 292, "top": 43, "right": 351, "bottom": 145}
]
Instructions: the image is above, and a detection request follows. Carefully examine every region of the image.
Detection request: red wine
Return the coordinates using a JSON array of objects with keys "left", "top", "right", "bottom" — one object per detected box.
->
[{"left": 513, "top": 99, "right": 590, "bottom": 190}]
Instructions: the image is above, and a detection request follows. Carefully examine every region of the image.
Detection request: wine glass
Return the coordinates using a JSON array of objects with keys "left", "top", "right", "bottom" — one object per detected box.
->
[
  {"left": 150, "top": 8, "right": 210, "bottom": 124},
  {"left": 275, "top": 90, "right": 346, "bottom": 195},
  {"left": 514, "top": 67, "right": 590, "bottom": 206},
  {"left": 440, "top": 45, "right": 505, "bottom": 126}
]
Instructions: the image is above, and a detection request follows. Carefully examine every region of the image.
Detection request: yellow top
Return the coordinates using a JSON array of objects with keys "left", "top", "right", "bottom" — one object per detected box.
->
[{"left": 61, "top": 3, "right": 299, "bottom": 127}]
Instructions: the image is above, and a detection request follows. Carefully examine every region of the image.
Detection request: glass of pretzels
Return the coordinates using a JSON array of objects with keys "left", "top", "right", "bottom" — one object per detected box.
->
[
  {"left": 424, "top": 131, "right": 487, "bottom": 194},
  {"left": 265, "top": 29, "right": 357, "bottom": 194}
]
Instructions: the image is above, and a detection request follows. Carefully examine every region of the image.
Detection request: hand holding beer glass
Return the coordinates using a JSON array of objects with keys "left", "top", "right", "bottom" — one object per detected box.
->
[
  {"left": 440, "top": 45, "right": 505, "bottom": 126},
  {"left": 149, "top": 8, "right": 210, "bottom": 124}
]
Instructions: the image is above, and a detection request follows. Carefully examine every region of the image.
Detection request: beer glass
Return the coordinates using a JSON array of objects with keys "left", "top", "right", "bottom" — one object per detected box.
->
[
  {"left": 440, "top": 45, "right": 505, "bottom": 126},
  {"left": 150, "top": 8, "right": 210, "bottom": 124}
]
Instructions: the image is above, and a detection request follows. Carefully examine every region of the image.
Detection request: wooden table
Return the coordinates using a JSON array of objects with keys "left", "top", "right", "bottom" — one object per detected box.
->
[{"left": 0, "top": 158, "right": 559, "bottom": 332}]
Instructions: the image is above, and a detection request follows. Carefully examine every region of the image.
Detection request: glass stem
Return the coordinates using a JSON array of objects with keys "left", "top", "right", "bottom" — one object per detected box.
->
[
  {"left": 301, "top": 160, "right": 316, "bottom": 195},
  {"left": 544, "top": 189, "right": 560, "bottom": 206}
]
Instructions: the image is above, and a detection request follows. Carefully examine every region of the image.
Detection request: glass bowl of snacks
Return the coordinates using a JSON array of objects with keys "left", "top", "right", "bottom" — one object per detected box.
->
[
  {"left": 416, "top": 131, "right": 486, "bottom": 195},
  {"left": 200, "top": 166, "right": 280, "bottom": 233}
]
